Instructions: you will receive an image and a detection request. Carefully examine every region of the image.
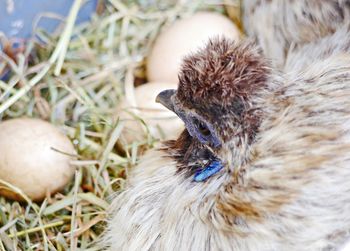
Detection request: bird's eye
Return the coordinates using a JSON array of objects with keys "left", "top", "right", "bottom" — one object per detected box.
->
[{"left": 197, "top": 121, "right": 211, "bottom": 137}]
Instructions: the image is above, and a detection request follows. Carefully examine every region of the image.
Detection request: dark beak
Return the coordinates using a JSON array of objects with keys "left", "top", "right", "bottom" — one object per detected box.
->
[{"left": 155, "top": 89, "right": 176, "bottom": 112}]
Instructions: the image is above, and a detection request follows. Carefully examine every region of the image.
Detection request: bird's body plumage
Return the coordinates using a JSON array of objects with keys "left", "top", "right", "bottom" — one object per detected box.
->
[
  {"left": 243, "top": 0, "right": 350, "bottom": 67},
  {"left": 101, "top": 1, "right": 350, "bottom": 249},
  {"left": 102, "top": 24, "right": 350, "bottom": 250}
]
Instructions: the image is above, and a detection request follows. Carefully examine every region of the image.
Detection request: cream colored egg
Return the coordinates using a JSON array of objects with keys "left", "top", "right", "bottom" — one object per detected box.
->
[
  {"left": 147, "top": 11, "right": 241, "bottom": 83},
  {"left": 117, "top": 82, "right": 184, "bottom": 144},
  {"left": 0, "top": 118, "right": 76, "bottom": 201}
]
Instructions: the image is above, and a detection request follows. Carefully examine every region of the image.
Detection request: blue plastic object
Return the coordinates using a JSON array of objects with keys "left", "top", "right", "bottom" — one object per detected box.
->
[
  {"left": 193, "top": 159, "right": 224, "bottom": 182},
  {"left": 0, "top": 0, "right": 97, "bottom": 38}
]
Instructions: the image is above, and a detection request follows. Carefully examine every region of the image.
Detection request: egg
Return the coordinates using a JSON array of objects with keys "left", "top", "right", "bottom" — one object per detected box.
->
[
  {"left": 117, "top": 82, "right": 184, "bottom": 144},
  {"left": 0, "top": 118, "right": 76, "bottom": 201},
  {"left": 147, "top": 11, "right": 241, "bottom": 83}
]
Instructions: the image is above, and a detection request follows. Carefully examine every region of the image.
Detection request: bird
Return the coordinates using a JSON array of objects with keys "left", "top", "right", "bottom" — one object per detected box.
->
[
  {"left": 242, "top": 0, "right": 350, "bottom": 68},
  {"left": 101, "top": 22, "right": 350, "bottom": 250}
]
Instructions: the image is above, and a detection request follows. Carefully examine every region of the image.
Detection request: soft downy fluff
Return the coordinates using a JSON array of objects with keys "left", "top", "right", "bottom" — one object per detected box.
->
[
  {"left": 101, "top": 23, "right": 350, "bottom": 251},
  {"left": 243, "top": 0, "right": 350, "bottom": 68}
]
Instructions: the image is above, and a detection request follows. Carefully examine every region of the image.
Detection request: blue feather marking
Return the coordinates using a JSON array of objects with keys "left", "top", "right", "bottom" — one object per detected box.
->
[{"left": 193, "top": 160, "right": 224, "bottom": 182}]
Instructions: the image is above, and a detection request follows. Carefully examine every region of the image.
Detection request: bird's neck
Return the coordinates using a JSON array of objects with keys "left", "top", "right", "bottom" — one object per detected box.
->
[
  {"left": 220, "top": 74, "right": 283, "bottom": 174},
  {"left": 220, "top": 70, "right": 287, "bottom": 176},
  {"left": 218, "top": 137, "right": 255, "bottom": 176}
]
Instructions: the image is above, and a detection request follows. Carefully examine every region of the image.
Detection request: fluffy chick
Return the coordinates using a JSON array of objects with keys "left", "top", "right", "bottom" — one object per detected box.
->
[
  {"left": 102, "top": 31, "right": 350, "bottom": 251},
  {"left": 243, "top": 0, "right": 350, "bottom": 67}
]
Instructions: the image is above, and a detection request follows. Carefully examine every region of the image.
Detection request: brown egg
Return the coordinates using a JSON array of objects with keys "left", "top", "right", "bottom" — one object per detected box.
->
[
  {"left": 0, "top": 118, "right": 76, "bottom": 201},
  {"left": 147, "top": 11, "right": 241, "bottom": 83},
  {"left": 117, "top": 82, "right": 183, "bottom": 144}
]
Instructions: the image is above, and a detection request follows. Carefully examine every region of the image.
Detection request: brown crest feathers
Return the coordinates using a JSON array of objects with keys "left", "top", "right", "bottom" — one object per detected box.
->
[{"left": 177, "top": 37, "right": 271, "bottom": 109}]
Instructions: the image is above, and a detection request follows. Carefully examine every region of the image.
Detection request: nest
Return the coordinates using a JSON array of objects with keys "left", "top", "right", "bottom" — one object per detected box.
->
[{"left": 0, "top": 0, "right": 240, "bottom": 250}]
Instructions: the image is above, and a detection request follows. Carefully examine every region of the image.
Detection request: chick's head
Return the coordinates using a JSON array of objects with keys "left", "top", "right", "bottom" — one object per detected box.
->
[{"left": 157, "top": 38, "right": 271, "bottom": 169}]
